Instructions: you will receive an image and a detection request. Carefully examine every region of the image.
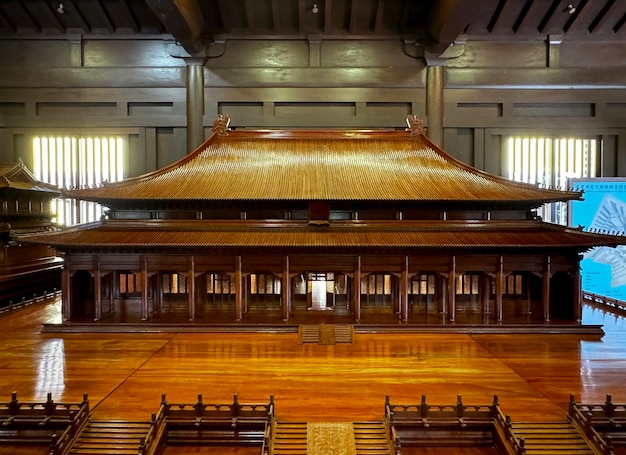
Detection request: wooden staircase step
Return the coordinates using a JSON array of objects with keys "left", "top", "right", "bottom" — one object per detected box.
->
[
  {"left": 334, "top": 325, "right": 353, "bottom": 343},
  {"left": 272, "top": 421, "right": 307, "bottom": 454},
  {"left": 510, "top": 421, "right": 594, "bottom": 455},
  {"left": 68, "top": 420, "right": 151, "bottom": 455},
  {"left": 353, "top": 421, "right": 391, "bottom": 455}
]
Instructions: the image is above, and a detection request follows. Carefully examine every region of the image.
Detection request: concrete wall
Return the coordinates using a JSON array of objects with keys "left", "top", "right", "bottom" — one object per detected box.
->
[{"left": 0, "top": 35, "right": 625, "bottom": 177}]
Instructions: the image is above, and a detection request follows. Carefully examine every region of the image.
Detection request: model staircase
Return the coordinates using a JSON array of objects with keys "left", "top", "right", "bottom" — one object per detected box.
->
[
  {"left": 509, "top": 421, "right": 594, "bottom": 454},
  {"left": 298, "top": 324, "right": 353, "bottom": 345},
  {"left": 271, "top": 421, "right": 307, "bottom": 454},
  {"left": 353, "top": 421, "right": 392, "bottom": 455},
  {"left": 334, "top": 324, "right": 354, "bottom": 343},
  {"left": 67, "top": 420, "right": 151, "bottom": 455},
  {"left": 298, "top": 325, "right": 319, "bottom": 344}
]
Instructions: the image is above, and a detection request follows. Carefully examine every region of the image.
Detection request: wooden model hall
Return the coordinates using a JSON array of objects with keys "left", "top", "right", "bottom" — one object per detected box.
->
[
  {"left": 0, "top": 161, "right": 62, "bottom": 309},
  {"left": 21, "top": 115, "right": 624, "bottom": 329}
]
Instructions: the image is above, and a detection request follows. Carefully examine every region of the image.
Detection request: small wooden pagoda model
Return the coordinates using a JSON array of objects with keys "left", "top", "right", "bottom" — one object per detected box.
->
[
  {"left": 21, "top": 116, "right": 624, "bottom": 329},
  {"left": 0, "top": 161, "right": 62, "bottom": 307}
]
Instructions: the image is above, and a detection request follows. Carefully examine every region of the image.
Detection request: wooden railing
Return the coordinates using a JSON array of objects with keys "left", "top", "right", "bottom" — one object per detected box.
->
[
  {"left": 0, "top": 289, "right": 61, "bottom": 315},
  {"left": 138, "top": 402, "right": 167, "bottom": 455},
  {"left": 491, "top": 403, "right": 527, "bottom": 455},
  {"left": 161, "top": 393, "right": 274, "bottom": 445},
  {"left": 260, "top": 416, "right": 275, "bottom": 455},
  {"left": 568, "top": 393, "right": 624, "bottom": 455},
  {"left": 385, "top": 394, "right": 499, "bottom": 448},
  {"left": 385, "top": 394, "right": 497, "bottom": 428},
  {"left": 583, "top": 291, "right": 626, "bottom": 315},
  {"left": 0, "top": 391, "right": 90, "bottom": 455},
  {"left": 383, "top": 413, "right": 402, "bottom": 455}
]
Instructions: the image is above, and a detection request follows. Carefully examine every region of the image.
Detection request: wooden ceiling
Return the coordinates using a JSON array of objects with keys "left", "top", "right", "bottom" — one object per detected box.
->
[{"left": 0, "top": 0, "right": 624, "bottom": 55}]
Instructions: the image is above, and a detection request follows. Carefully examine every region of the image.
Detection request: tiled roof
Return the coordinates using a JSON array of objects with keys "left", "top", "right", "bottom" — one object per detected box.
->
[
  {"left": 0, "top": 161, "right": 60, "bottom": 194},
  {"left": 19, "top": 219, "right": 622, "bottom": 250},
  {"left": 65, "top": 130, "right": 579, "bottom": 205}
]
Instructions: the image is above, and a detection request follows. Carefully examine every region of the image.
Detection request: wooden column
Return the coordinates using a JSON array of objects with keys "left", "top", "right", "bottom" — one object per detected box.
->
[
  {"left": 62, "top": 266, "right": 71, "bottom": 321},
  {"left": 495, "top": 256, "right": 504, "bottom": 322},
  {"left": 155, "top": 272, "right": 163, "bottom": 313},
  {"left": 353, "top": 256, "right": 361, "bottom": 322},
  {"left": 448, "top": 255, "right": 456, "bottom": 322},
  {"left": 188, "top": 256, "right": 195, "bottom": 321},
  {"left": 400, "top": 256, "right": 409, "bottom": 322},
  {"left": 438, "top": 273, "right": 447, "bottom": 315},
  {"left": 480, "top": 273, "right": 490, "bottom": 316},
  {"left": 141, "top": 257, "right": 148, "bottom": 321},
  {"left": 543, "top": 256, "right": 551, "bottom": 323},
  {"left": 185, "top": 58, "right": 206, "bottom": 152},
  {"left": 282, "top": 256, "right": 291, "bottom": 321},
  {"left": 94, "top": 261, "right": 101, "bottom": 321},
  {"left": 573, "top": 263, "right": 582, "bottom": 323},
  {"left": 235, "top": 256, "right": 243, "bottom": 321},
  {"left": 426, "top": 65, "right": 444, "bottom": 147},
  {"left": 108, "top": 271, "right": 115, "bottom": 313}
]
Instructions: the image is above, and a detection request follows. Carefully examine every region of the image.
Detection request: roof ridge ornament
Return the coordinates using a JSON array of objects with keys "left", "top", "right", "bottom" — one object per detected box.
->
[
  {"left": 405, "top": 115, "right": 425, "bottom": 136},
  {"left": 212, "top": 114, "right": 231, "bottom": 136}
]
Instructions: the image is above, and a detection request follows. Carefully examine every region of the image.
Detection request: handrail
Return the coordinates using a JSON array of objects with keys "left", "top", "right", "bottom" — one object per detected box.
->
[
  {"left": 0, "top": 289, "right": 62, "bottom": 316},
  {"left": 260, "top": 416, "right": 274, "bottom": 455},
  {"left": 138, "top": 403, "right": 167, "bottom": 455},
  {"left": 47, "top": 393, "right": 90, "bottom": 455},
  {"left": 383, "top": 413, "right": 402, "bottom": 455},
  {"left": 583, "top": 291, "right": 626, "bottom": 314},
  {"left": 568, "top": 394, "right": 616, "bottom": 455},
  {"left": 492, "top": 404, "right": 526, "bottom": 455},
  {"left": 385, "top": 394, "right": 496, "bottom": 426}
]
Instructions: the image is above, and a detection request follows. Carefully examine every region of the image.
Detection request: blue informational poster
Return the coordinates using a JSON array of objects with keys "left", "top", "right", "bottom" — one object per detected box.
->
[{"left": 569, "top": 178, "right": 626, "bottom": 300}]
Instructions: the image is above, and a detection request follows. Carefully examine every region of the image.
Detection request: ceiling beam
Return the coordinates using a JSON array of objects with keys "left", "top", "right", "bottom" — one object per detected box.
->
[
  {"left": 426, "top": 0, "right": 486, "bottom": 54},
  {"left": 144, "top": 0, "right": 205, "bottom": 55}
]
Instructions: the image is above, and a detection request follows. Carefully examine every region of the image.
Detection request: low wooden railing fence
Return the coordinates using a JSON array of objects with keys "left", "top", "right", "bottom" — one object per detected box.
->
[
  {"left": 568, "top": 393, "right": 626, "bottom": 455},
  {"left": 0, "top": 391, "right": 90, "bottom": 455}
]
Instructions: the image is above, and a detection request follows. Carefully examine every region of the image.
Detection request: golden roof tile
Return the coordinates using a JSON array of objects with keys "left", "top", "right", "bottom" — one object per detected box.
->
[
  {"left": 19, "top": 220, "right": 621, "bottom": 250},
  {"left": 64, "top": 129, "right": 579, "bottom": 205}
]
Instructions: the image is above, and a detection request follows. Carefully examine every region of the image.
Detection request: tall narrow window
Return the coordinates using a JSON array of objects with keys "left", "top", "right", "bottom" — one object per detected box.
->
[
  {"left": 505, "top": 136, "right": 600, "bottom": 225},
  {"left": 33, "top": 136, "right": 125, "bottom": 226}
]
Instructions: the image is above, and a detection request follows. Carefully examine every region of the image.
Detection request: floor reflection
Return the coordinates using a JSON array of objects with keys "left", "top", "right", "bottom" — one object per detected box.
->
[{"left": 35, "top": 338, "right": 65, "bottom": 398}]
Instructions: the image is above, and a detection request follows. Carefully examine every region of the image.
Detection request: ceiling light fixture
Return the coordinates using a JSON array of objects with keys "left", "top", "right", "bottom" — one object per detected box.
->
[
  {"left": 56, "top": 2, "right": 64, "bottom": 14},
  {"left": 566, "top": 4, "right": 577, "bottom": 15},
  {"left": 312, "top": 3, "right": 319, "bottom": 14}
]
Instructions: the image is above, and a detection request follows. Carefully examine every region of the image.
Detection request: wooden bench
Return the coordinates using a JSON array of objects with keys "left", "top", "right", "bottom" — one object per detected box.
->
[
  {"left": 385, "top": 394, "right": 499, "bottom": 447},
  {"left": 0, "top": 391, "right": 90, "bottom": 455},
  {"left": 161, "top": 393, "right": 274, "bottom": 446}
]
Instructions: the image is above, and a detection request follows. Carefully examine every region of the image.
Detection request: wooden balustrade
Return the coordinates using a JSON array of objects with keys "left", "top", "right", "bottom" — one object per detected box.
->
[
  {"left": 138, "top": 403, "right": 167, "bottom": 455},
  {"left": 0, "top": 391, "right": 89, "bottom": 452},
  {"left": 569, "top": 393, "right": 623, "bottom": 454},
  {"left": 491, "top": 403, "right": 526, "bottom": 455},
  {"left": 385, "top": 394, "right": 499, "bottom": 447},
  {"left": 161, "top": 393, "right": 274, "bottom": 445}
]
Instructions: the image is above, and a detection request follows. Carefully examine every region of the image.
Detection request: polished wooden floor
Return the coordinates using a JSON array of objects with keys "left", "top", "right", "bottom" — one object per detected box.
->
[{"left": 1, "top": 300, "right": 626, "bottom": 454}]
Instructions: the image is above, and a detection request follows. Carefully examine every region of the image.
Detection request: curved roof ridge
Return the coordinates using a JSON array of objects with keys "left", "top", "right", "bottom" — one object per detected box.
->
[{"left": 62, "top": 118, "right": 582, "bottom": 205}]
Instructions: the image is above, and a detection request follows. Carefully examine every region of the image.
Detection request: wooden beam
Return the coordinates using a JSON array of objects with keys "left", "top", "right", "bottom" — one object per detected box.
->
[
  {"left": 144, "top": 0, "right": 205, "bottom": 55},
  {"left": 590, "top": 0, "right": 626, "bottom": 34},
  {"left": 426, "top": 0, "right": 485, "bottom": 55}
]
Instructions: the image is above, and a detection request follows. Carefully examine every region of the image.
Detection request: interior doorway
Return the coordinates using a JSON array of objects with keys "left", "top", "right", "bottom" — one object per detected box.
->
[{"left": 308, "top": 272, "right": 331, "bottom": 311}]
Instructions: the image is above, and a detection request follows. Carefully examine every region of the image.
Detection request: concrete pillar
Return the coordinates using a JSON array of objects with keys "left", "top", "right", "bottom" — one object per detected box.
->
[
  {"left": 426, "top": 65, "right": 444, "bottom": 147},
  {"left": 185, "top": 58, "right": 206, "bottom": 152}
]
